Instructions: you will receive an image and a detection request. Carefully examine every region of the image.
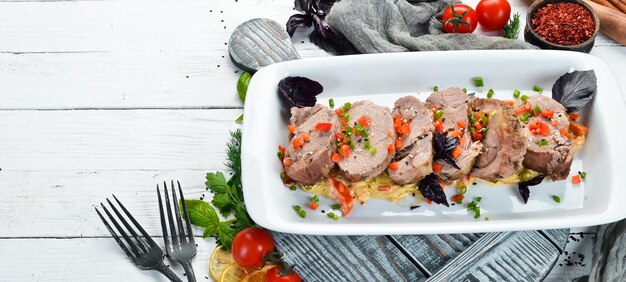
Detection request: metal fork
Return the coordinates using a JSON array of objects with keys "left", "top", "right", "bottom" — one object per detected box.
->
[
  {"left": 95, "top": 195, "right": 182, "bottom": 282},
  {"left": 157, "top": 181, "right": 197, "bottom": 282}
]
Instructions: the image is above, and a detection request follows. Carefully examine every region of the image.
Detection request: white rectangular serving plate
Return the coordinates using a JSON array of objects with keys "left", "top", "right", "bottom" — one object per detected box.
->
[{"left": 242, "top": 50, "right": 626, "bottom": 235}]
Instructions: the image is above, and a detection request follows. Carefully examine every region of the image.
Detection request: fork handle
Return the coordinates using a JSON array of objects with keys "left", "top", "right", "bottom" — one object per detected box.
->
[
  {"left": 154, "top": 262, "right": 183, "bottom": 282},
  {"left": 180, "top": 261, "right": 197, "bottom": 282}
]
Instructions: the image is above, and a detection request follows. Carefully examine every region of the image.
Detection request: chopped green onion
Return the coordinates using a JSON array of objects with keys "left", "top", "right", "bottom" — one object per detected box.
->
[
  {"left": 533, "top": 85, "right": 543, "bottom": 93},
  {"left": 490, "top": 110, "right": 497, "bottom": 117},
  {"left": 474, "top": 77, "right": 484, "bottom": 87},
  {"left": 311, "top": 195, "right": 319, "bottom": 203},
  {"left": 329, "top": 98, "right": 335, "bottom": 108},
  {"left": 537, "top": 139, "right": 549, "bottom": 146},
  {"left": 456, "top": 198, "right": 463, "bottom": 204},
  {"left": 459, "top": 186, "right": 467, "bottom": 194},
  {"left": 354, "top": 124, "right": 364, "bottom": 133},
  {"left": 552, "top": 195, "right": 561, "bottom": 203},
  {"left": 298, "top": 210, "right": 307, "bottom": 218},
  {"left": 533, "top": 105, "right": 542, "bottom": 115},
  {"left": 486, "top": 89, "right": 495, "bottom": 99},
  {"left": 434, "top": 110, "right": 444, "bottom": 121},
  {"left": 484, "top": 217, "right": 490, "bottom": 221},
  {"left": 327, "top": 212, "right": 339, "bottom": 220},
  {"left": 463, "top": 88, "right": 467, "bottom": 93},
  {"left": 519, "top": 170, "right": 532, "bottom": 182},
  {"left": 342, "top": 102, "right": 351, "bottom": 111},
  {"left": 433, "top": 86, "right": 439, "bottom": 92},
  {"left": 469, "top": 114, "right": 477, "bottom": 124},
  {"left": 289, "top": 185, "right": 297, "bottom": 191},
  {"left": 513, "top": 90, "right": 521, "bottom": 98},
  {"left": 364, "top": 140, "right": 370, "bottom": 149},
  {"left": 519, "top": 113, "right": 530, "bottom": 122},
  {"left": 480, "top": 113, "right": 488, "bottom": 124},
  {"left": 370, "top": 147, "right": 377, "bottom": 155},
  {"left": 292, "top": 205, "right": 302, "bottom": 212},
  {"left": 482, "top": 127, "right": 489, "bottom": 135},
  {"left": 475, "top": 197, "right": 482, "bottom": 202},
  {"left": 521, "top": 95, "right": 529, "bottom": 102},
  {"left": 277, "top": 151, "right": 284, "bottom": 160},
  {"left": 580, "top": 171, "right": 587, "bottom": 179},
  {"left": 331, "top": 204, "right": 340, "bottom": 210},
  {"left": 469, "top": 126, "right": 476, "bottom": 133}
]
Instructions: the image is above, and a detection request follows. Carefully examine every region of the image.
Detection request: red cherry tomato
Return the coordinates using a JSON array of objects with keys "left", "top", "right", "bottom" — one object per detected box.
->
[
  {"left": 476, "top": 0, "right": 511, "bottom": 30},
  {"left": 231, "top": 227, "right": 275, "bottom": 268},
  {"left": 265, "top": 266, "right": 302, "bottom": 282},
  {"left": 441, "top": 4, "right": 478, "bottom": 33}
]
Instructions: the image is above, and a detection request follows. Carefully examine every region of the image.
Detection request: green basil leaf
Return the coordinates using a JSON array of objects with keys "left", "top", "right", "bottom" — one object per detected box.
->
[
  {"left": 216, "top": 223, "right": 237, "bottom": 250},
  {"left": 182, "top": 200, "right": 219, "bottom": 230},
  {"left": 236, "top": 72, "right": 252, "bottom": 103},
  {"left": 235, "top": 114, "right": 243, "bottom": 123}
]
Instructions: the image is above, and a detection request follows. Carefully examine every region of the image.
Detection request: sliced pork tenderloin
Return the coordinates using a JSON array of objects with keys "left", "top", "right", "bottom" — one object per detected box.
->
[
  {"left": 283, "top": 104, "right": 340, "bottom": 185},
  {"left": 337, "top": 100, "right": 396, "bottom": 182},
  {"left": 469, "top": 98, "right": 528, "bottom": 182},
  {"left": 388, "top": 96, "right": 435, "bottom": 185},
  {"left": 515, "top": 95, "right": 575, "bottom": 180},
  {"left": 426, "top": 87, "right": 483, "bottom": 183}
]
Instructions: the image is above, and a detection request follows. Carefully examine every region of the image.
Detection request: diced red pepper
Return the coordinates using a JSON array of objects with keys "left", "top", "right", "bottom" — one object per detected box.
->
[
  {"left": 278, "top": 145, "right": 286, "bottom": 154},
  {"left": 335, "top": 109, "right": 343, "bottom": 115},
  {"left": 387, "top": 144, "right": 395, "bottom": 154},
  {"left": 282, "top": 158, "right": 291, "bottom": 167},
  {"left": 572, "top": 175, "right": 581, "bottom": 185},
  {"left": 387, "top": 129, "right": 394, "bottom": 137},
  {"left": 504, "top": 100, "right": 515, "bottom": 107},
  {"left": 309, "top": 202, "right": 319, "bottom": 211},
  {"left": 541, "top": 109, "right": 555, "bottom": 119},
  {"left": 357, "top": 116, "right": 371, "bottom": 127},
  {"left": 288, "top": 125, "right": 297, "bottom": 133},
  {"left": 570, "top": 120, "right": 588, "bottom": 136},
  {"left": 377, "top": 185, "right": 392, "bottom": 192},
  {"left": 340, "top": 144, "right": 350, "bottom": 158},
  {"left": 425, "top": 198, "right": 432, "bottom": 204},
  {"left": 329, "top": 178, "right": 354, "bottom": 217},
  {"left": 335, "top": 132, "right": 344, "bottom": 140},
  {"left": 388, "top": 162, "right": 399, "bottom": 171},
  {"left": 451, "top": 145, "right": 463, "bottom": 159},
  {"left": 560, "top": 128, "right": 574, "bottom": 138},
  {"left": 433, "top": 163, "right": 443, "bottom": 173},
  {"left": 434, "top": 119, "right": 444, "bottom": 132},
  {"left": 451, "top": 194, "right": 465, "bottom": 203},
  {"left": 568, "top": 113, "right": 579, "bottom": 121},
  {"left": 293, "top": 137, "right": 305, "bottom": 149},
  {"left": 302, "top": 133, "right": 310, "bottom": 142},
  {"left": 450, "top": 129, "right": 463, "bottom": 138},
  {"left": 395, "top": 138, "right": 403, "bottom": 149},
  {"left": 471, "top": 132, "right": 484, "bottom": 141},
  {"left": 331, "top": 152, "right": 342, "bottom": 163},
  {"left": 315, "top": 122, "right": 333, "bottom": 131},
  {"left": 551, "top": 120, "right": 559, "bottom": 126},
  {"left": 456, "top": 121, "right": 466, "bottom": 128}
]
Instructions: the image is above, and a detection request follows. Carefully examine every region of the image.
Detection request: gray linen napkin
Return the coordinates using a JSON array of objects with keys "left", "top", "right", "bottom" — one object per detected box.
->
[
  {"left": 326, "top": 0, "right": 536, "bottom": 53},
  {"left": 574, "top": 220, "right": 626, "bottom": 282}
]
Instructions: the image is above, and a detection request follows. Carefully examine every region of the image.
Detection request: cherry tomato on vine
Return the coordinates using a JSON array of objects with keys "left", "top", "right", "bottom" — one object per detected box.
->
[
  {"left": 441, "top": 4, "right": 478, "bottom": 33},
  {"left": 265, "top": 266, "right": 302, "bottom": 282},
  {"left": 231, "top": 227, "right": 275, "bottom": 268},
  {"left": 476, "top": 0, "right": 511, "bottom": 30}
]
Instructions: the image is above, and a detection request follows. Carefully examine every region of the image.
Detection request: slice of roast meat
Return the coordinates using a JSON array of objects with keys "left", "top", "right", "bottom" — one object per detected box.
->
[
  {"left": 426, "top": 87, "right": 483, "bottom": 182},
  {"left": 470, "top": 99, "right": 528, "bottom": 182},
  {"left": 388, "top": 96, "right": 435, "bottom": 185},
  {"left": 338, "top": 101, "right": 396, "bottom": 182},
  {"left": 283, "top": 104, "right": 340, "bottom": 185},
  {"left": 515, "top": 95, "right": 575, "bottom": 180}
]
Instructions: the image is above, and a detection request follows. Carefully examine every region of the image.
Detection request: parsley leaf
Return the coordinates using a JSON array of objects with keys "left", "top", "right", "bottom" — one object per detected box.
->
[
  {"left": 217, "top": 223, "right": 236, "bottom": 249},
  {"left": 211, "top": 192, "right": 237, "bottom": 216},
  {"left": 206, "top": 172, "right": 229, "bottom": 193}
]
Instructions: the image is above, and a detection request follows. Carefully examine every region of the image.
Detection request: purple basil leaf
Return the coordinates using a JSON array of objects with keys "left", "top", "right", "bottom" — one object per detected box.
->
[
  {"left": 517, "top": 175, "right": 545, "bottom": 204},
  {"left": 278, "top": 76, "right": 324, "bottom": 108},
  {"left": 552, "top": 70, "right": 597, "bottom": 113},
  {"left": 309, "top": 25, "right": 359, "bottom": 55},
  {"left": 433, "top": 131, "right": 460, "bottom": 170},
  {"left": 418, "top": 174, "right": 449, "bottom": 207},
  {"left": 316, "top": 0, "right": 337, "bottom": 13},
  {"left": 294, "top": 0, "right": 311, "bottom": 12},
  {"left": 286, "top": 14, "right": 312, "bottom": 37}
]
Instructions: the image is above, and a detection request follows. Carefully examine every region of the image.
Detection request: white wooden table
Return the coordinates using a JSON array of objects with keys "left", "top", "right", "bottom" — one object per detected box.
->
[{"left": 0, "top": 0, "right": 623, "bottom": 281}]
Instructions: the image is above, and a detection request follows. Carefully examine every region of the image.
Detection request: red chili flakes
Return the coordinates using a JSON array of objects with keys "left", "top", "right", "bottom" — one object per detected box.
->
[{"left": 531, "top": 3, "right": 595, "bottom": 46}]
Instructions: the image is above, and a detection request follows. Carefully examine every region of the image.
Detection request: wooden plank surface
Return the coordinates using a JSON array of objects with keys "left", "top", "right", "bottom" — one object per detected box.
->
[
  {"left": 272, "top": 233, "right": 426, "bottom": 282},
  {"left": 427, "top": 231, "right": 563, "bottom": 281},
  {"left": 390, "top": 233, "right": 485, "bottom": 276}
]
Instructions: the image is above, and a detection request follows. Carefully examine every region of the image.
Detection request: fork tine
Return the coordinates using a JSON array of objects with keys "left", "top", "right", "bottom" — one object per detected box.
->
[
  {"left": 96, "top": 206, "right": 136, "bottom": 259},
  {"left": 157, "top": 184, "right": 170, "bottom": 251},
  {"left": 111, "top": 195, "right": 159, "bottom": 248},
  {"left": 178, "top": 181, "right": 195, "bottom": 243},
  {"left": 171, "top": 180, "right": 186, "bottom": 243},
  {"left": 99, "top": 202, "right": 142, "bottom": 256},
  {"left": 163, "top": 182, "right": 179, "bottom": 246},
  {"left": 106, "top": 198, "right": 149, "bottom": 253}
]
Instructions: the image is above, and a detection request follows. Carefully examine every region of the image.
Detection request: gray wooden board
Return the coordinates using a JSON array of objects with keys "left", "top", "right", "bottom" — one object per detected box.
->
[{"left": 271, "top": 233, "right": 426, "bottom": 282}]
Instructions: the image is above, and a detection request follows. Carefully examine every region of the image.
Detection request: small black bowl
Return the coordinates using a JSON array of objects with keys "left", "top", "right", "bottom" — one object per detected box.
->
[{"left": 524, "top": 0, "right": 600, "bottom": 53}]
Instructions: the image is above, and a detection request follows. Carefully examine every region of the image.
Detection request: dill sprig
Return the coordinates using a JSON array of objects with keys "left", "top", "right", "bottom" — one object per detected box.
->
[
  {"left": 225, "top": 129, "right": 242, "bottom": 177},
  {"left": 503, "top": 13, "right": 521, "bottom": 40}
]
